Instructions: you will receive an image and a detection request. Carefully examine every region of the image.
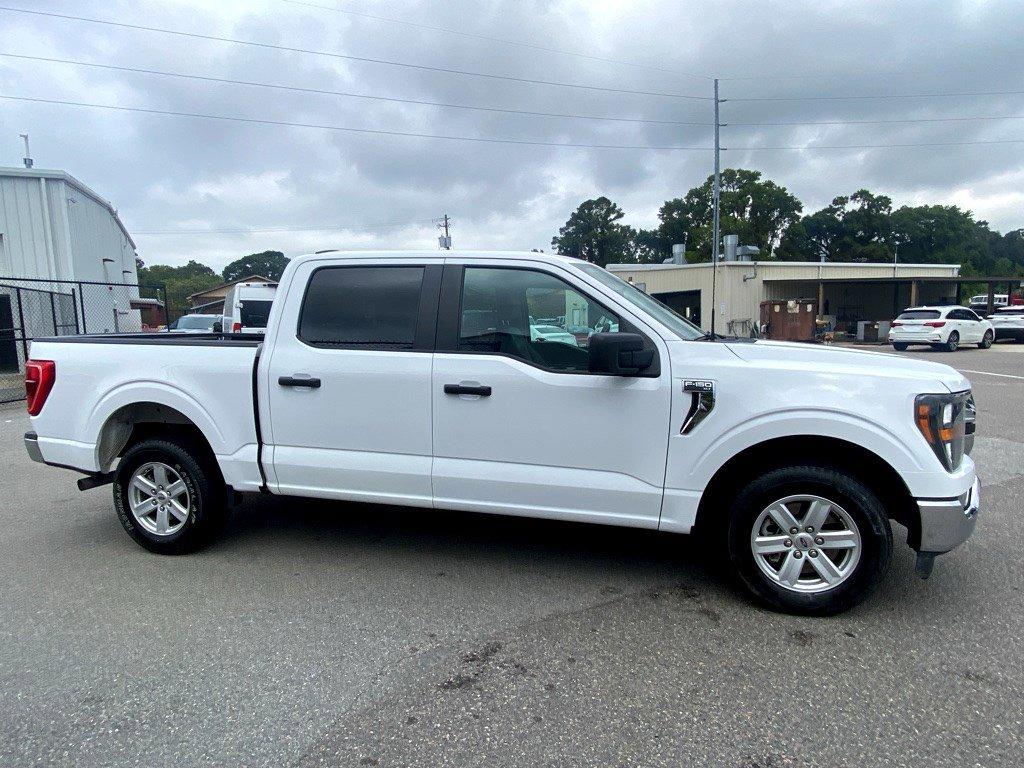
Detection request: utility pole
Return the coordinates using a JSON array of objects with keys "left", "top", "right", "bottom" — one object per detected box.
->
[
  {"left": 710, "top": 78, "right": 722, "bottom": 336},
  {"left": 437, "top": 214, "right": 452, "bottom": 250}
]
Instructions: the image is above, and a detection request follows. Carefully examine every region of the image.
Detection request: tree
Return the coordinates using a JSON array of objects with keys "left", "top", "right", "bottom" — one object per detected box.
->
[
  {"left": 778, "top": 190, "right": 894, "bottom": 262},
  {"left": 221, "top": 250, "right": 289, "bottom": 282},
  {"left": 551, "top": 197, "right": 637, "bottom": 267},
  {"left": 658, "top": 169, "right": 802, "bottom": 261},
  {"left": 138, "top": 260, "right": 221, "bottom": 322}
]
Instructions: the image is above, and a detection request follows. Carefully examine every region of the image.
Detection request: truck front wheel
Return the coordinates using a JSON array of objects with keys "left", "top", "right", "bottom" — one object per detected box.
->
[
  {"left": 113, "top": 437, "right": 227, "bottom": 554},
  {"left": 727, "top": 465, "right": 892, "bottom": 615}
]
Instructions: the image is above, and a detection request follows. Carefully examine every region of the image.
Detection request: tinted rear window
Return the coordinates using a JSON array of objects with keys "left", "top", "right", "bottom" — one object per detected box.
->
[
  {"left": 995, "top": 307, "right": 1024, "bottom": 315},
  {"left": 240, "top": 300, "right": 273, "bottom": 328},
  {"left": 299, "top": 266, "right": 424, "bottom": 348},
  {"left": 897, "top": 310, "right": 941, "bottom": 320}
]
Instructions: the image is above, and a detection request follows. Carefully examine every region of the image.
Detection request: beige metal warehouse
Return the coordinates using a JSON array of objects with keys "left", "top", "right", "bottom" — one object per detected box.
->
[{"left": 607, "top": 261, "right": 963, "bottom": 338}]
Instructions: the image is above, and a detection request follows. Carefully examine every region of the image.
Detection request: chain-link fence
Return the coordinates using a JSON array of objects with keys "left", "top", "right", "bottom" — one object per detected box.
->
[{"left": 0, "top": 277, "right": 168, "bottom": 403}]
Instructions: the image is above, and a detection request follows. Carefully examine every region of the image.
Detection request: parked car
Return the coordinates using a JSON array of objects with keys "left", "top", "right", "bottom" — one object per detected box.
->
[
  {"left": 988, "top": 305, "right": 1024, "bottom": 342},
  {"left": 889, "top": 306, "right": 994, "bottom": 351},
  {"left": 167, "top": 314, "right": 222, "bottom": 333},
  {"left": 23, "top": 251, "right": 979, "bottom": 615},
  {"left": 222, "top": 281, "right": 276, "bottom": 334},
  {"left": 530, "top": 324, "right": 579, "bottom": 346},
  {"left": 968, "top": 293, "right": 1009, "bottom": 312}
]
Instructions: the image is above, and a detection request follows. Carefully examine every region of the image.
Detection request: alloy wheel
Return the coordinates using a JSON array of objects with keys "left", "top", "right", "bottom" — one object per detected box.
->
[
  {"left": 750, "top": 494, "right": 862, "bottom": 594},
  {"left": 128, "top": 461, "right": 191, "bottom": 536}
]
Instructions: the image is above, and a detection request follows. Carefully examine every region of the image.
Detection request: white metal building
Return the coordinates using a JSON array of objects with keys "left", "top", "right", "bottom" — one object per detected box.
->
[
  {"left": 0, "top": 168, "right": 143, "bottom": 385},
  {"left": 608, "top": 260, "right": 962, "bottom": 337},
  {"left": 0, "top": 166, "right": 138, "bottom": 283}
]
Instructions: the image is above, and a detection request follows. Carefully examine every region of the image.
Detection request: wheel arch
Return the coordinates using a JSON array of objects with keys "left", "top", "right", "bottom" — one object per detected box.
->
[
  {"left": 692, "top": 435, "right": 919, "bottom": 543},
  {"left": 94, "top": 397, "right": 220, "bottom": 473}
]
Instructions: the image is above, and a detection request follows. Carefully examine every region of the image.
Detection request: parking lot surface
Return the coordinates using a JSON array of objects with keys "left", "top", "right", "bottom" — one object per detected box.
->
[{"left": 1, "top": 344, "right": 1022, "bottom": 766}]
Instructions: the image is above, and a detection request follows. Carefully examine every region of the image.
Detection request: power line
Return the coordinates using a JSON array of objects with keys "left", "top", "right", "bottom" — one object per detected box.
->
[
  {"left": 0, "top": 53, "right": 714, "bottom": 126},
  {"left": 726, "top": 138, "right": 1024, "bottom": 150},
  {"left": 0, "top": 5, "right": 711, "bottom": 100},
  {"left": 133, "top": 218, "right": 437, "bottom": 235},
  {"left": 10, "top": 94, "right": 1020, "bottom": 152},
  {"left": 727, "top": 88, "right": 1024, "bottom": 102},
  {"left": 281, "top": 0, "right": 712, "bottom": 80},
  {"left": 729, "top": 114, "right": 1024, "bottom": 127},
  {"left": 0, "top": 94, "right": 714, "bottom": 150}
]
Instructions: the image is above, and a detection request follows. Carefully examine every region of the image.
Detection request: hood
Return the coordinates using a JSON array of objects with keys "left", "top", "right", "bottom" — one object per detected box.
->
[{"left": 724, "top": 339, "right": 971, "bottom": 392}]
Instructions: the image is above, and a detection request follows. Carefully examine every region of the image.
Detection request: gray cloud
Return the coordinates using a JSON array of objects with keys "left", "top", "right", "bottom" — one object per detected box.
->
[{"left": 1, "top": 0, "right": 1022, "bottom": 269}]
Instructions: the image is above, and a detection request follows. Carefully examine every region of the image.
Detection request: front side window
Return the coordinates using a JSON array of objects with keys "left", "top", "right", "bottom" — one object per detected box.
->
[
  {"left": 458, "top": 267, "right": 628, "bottom": 372},
  {"left": 299, "top": 266, "right": 424, "bottom": 348},
  {"left": 575, "top": 263, "right": 704, "bottom": 340}
]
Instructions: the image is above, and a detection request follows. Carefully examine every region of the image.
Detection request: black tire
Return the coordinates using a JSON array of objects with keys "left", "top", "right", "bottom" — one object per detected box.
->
[
  {"left": 892, "top": 343, "right": 909, "bottom": 351},
  {"left": 113, "top": 436, "right": 227, "bottom": 554},
  {"left": 944, "top": 331, "right": 959, "bottom": 352},
  {"left": 726, "top": 465, "right": 892, "bottom": 615},
  {"left": 979, "top": 330, "right": 993, "bottom": 349}
]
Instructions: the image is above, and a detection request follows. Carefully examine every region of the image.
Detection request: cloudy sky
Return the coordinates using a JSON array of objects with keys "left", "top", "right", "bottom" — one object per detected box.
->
[{"left": 1, "top": 0, "right": 1022, "bottom": 270}]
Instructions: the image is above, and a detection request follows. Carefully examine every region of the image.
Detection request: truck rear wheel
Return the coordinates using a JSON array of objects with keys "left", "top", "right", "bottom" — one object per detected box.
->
[
  {"left": 726, "top": 465, "right": 892, "bottom": 615},
  {"left": 113, "top": 437, "right": 227, "bottom": 554}
]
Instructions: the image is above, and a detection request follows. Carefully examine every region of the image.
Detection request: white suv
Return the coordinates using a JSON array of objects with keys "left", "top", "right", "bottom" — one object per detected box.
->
[
  {"left": 989, "top": 305, "right": 1024, "bottom": 342},
  {"left": 889, "top": 306, "right": 994, "bottom": 352}
]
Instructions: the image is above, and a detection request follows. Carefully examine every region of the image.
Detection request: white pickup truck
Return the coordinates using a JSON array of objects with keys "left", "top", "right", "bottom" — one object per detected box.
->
[{"left": 23, "top": 251, "right": 980, "bottom": 615}]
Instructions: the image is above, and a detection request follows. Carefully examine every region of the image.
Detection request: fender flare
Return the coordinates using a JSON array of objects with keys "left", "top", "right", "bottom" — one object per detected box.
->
[
  {"left": 686, "top": 408, "right": 926, "bottom": 492},
  {"left": 87, "top": 380, "right": 227, "bottom": 466}
]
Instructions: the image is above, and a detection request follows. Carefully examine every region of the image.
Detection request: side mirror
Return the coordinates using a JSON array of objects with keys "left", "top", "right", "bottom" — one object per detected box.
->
[
  {"left": 212, "top": 321, "right": 223, "bottom": 333},
  {"left": 588, "top": 332, "right": 655, "bottom": 376}
]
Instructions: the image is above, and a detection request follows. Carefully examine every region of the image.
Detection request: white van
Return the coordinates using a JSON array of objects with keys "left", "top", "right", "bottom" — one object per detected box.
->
[{"left": 221, "top": 282, "right": 277, "bottom": 334}]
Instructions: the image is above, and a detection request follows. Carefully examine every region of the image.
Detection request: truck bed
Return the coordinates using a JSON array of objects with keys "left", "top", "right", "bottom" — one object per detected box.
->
[{"left": 27, "top": 333, "right": 264, "bottom": 492}]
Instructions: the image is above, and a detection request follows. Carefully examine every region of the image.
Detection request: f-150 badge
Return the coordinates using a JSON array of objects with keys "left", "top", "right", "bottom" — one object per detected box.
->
[{"left": 681, "top": 380, "right": 715, "bottom": 434}]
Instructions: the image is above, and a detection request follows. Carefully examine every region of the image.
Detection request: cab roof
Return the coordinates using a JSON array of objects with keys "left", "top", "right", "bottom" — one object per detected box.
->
[{"left": 293, "top": 250, "right": 586, "bottom": 267}]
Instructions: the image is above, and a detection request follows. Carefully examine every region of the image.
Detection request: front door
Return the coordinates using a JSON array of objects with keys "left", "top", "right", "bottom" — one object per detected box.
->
[
  {"left": 431, "top": 261, "right": 672, "bottom": 528},
  {"left": 263, "top": 259, "right": 442, "bottom": 507}
]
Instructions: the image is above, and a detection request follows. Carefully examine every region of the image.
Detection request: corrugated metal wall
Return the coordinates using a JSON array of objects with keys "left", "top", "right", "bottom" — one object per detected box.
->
[
  {"left": 0, "top": 173, "right": 137, "bottom": 284},
  {"left": 609, "top": 261, "right": 961, "bottom": 334}
]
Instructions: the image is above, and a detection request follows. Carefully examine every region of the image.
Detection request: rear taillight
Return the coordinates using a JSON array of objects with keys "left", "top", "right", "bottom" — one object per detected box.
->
[
  {"left": 25, "top": 359, "right": 56, "bottom": 416},
  {"left": 924, "top": 321, "right": 946, "bottom": 328},
  {"left": 232, "top": 322, "right": 242, "bottom": 333}
]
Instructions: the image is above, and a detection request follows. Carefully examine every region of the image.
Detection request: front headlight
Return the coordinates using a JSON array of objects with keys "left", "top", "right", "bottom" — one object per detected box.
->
[{"left": 915, "top": 391, "right": 972, "bottom": 471}]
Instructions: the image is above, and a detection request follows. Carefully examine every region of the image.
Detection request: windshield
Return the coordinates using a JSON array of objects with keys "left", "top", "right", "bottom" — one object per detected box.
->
[
  {"left": 176, "top": 315, "right": 217, "bottom": 330},
  {"left": 896, "top": 310, "right": 941, "bottom": 320},
  {"left": 240, "top": 300, "right": 273, "bottom": 328},
  {"left": 575, "top": 263, "right": 704, "bottom": 340}
]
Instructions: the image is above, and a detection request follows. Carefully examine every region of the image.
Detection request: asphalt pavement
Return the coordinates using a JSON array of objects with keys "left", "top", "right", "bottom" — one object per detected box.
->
[{"left": 0, "top": 343, "right": 1021, "bottom": 766}]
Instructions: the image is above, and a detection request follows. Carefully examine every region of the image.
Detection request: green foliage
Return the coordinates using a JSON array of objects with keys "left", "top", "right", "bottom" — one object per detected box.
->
[
  {"left": 553, "top": 170, "right": 1023, "bottom": 277},
  {"left": 138, "top": 260, "right": 221, "bottom": 322},
  {"left": 221, "top": 251, "right": 289, "bottom": 282},
  {"left": 658, "top": 169, "right": 803, "bottom": 261},
  {"left": 550, "top": 197, "right": 638, "bottom": 267}
]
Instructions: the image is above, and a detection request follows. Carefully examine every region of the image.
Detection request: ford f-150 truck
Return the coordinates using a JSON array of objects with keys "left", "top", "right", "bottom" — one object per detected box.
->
[{"left": 22, "top": 251, "right": 980, "bottom": 614}]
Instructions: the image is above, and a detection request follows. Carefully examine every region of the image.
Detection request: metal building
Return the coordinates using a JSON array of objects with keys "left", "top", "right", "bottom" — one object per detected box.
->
[
  {"left": 0, "top": 166, "right": 137, "bottom": 283},
  {"left": 607, "top": 260, "right": 962, "bottom": 339},
  {"left": 0, "top": 167, "right": 152, "bottom": 401}
]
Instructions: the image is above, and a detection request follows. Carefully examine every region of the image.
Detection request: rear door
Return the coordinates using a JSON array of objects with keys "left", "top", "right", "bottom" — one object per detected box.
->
[
  {"left": 430, "top": 259, "right": 672, "bottom": 528},
  {"left": 263, "top": 258, "right": 442, "bottom": 507},
  {"left": 960, "top": 308, "right": 985, "bottom": 342}
]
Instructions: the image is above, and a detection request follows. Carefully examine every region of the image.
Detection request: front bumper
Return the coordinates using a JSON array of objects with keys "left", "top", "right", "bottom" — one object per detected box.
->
[
  {"left": 916, "top": 475, "right": 980, "bottom": 554},
  {"left": 24, "top": 431, "right": 44, "bottom": 463}
]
